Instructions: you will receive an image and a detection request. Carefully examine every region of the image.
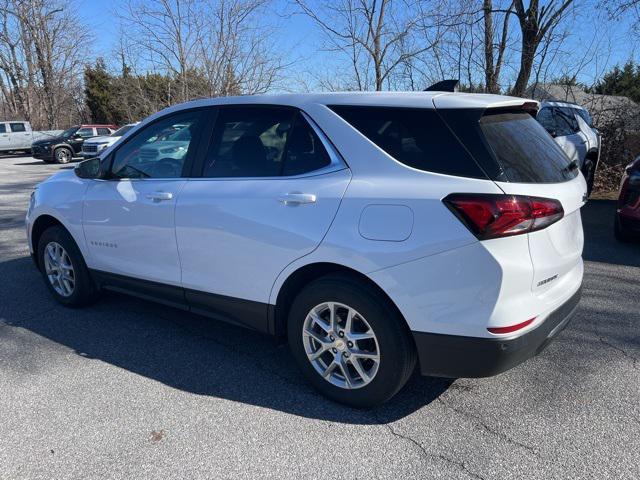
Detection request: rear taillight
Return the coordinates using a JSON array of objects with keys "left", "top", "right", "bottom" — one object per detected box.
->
[{"left": 443, "top": 194, "right": 564, "bottom": 240}]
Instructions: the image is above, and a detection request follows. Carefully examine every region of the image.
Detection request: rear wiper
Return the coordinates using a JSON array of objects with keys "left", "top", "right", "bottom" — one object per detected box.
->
[{"left": 563, "top": 159, "right": 579, "bottom": 172}]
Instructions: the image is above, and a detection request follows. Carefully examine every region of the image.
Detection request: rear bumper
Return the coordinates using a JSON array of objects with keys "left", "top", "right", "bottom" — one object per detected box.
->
[{"left": 412, "top": 285, "right": 582, "bottom": 378}]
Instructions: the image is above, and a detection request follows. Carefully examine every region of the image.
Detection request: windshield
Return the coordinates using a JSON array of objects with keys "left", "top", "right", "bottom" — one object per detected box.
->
[
  {"left": 111, "top": 124, "right": 136, "bottom": 137},
  {"left": 60, "top": 126, "right": 79, "bottom": 138}
]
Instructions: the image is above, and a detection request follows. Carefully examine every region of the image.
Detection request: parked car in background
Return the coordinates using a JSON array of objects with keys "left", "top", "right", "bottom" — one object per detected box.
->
[
  {"left": 536, "top": 101, "right": 601, "bottom": 195},
  {"left": 615, "top": 156, "right": 640, "bottom": 242},
  {"left": 26, "top": 92, "right": 586, "bottom": 407},
  {"left": 0, "top": 121, "right": 62, "bottom": 155},
  {"left": 81, "top": 123, "right": 140, "bottom": 159},
  {"left": 32, "top": 124, "right": 117, "bottom": 164}
]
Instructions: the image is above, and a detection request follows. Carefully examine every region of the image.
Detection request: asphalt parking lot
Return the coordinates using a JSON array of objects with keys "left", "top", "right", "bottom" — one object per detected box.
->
[{"left": 1, "top": 155, "right": 639, "bottom": 479}]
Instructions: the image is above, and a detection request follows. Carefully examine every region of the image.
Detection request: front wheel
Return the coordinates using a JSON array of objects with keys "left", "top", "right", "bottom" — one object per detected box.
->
[
  {"left": 582, "top": 160, "right": 596, "bottom": 197},
  {"left": 287, "top": 275, "right": 416, "bottom": 408},
  {"left": 37, "top": 225, "right": 99, "bottom": 307},
  {"left": 54, "top": 147, "right": 72, "bottom": 164}
]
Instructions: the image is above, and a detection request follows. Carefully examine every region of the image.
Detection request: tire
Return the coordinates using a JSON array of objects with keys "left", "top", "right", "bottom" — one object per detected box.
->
[
  {"left": 287, "top": 274, "right": 416, "bottom": 408},
  {"left": 37, "top": 225, "right": 99, "bottom": 307},
  {"left": 582, "top": 160, "right": 595, "bottom": 197},
  {"left": 54, "top": 147, "right": 72, "bottom": 164}
]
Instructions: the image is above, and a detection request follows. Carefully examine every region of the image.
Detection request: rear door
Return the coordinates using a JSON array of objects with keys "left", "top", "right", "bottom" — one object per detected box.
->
[
  {"left": 555, "top": 107, "right": 587, "bottom": 167},
  {"left": 175, "top": 105, "right": 350, "bottom": 328},
  {"left": 476, "top": 111, "right": 586, "bottom": 299},
  {"left": 9, "top": 122, "right": 30, "bottom": 149}
]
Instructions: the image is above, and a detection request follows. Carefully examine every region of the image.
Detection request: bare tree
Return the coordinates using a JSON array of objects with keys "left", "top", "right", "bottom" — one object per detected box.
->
[
  {"left": 483, "top": 0, "right": 513, "bottom": 93},
  {"left": 510, "top": 0, "right": 574, "bottom": 96},
  {"left": 0, "top": 0, "right": 91, "bottom": 128},
  {"left": 294, "top": 0, "right": 448, "bottom": 91},
  {"left": 118, "top": 0, "right": 203, "bottom": 103},
  {"left": 117, "top": 0, "right": 286, "bottom": 102}
]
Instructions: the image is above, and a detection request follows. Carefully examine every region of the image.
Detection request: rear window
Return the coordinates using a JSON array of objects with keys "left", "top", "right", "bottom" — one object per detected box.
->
[
  {"left": 329, "top": 106, "right": 486, "bottom": 178},
  {"left": 479, "top": 112, "right": 577, "bottom": 183}
]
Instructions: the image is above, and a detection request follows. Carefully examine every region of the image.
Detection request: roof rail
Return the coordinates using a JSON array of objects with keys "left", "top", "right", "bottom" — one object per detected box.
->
[{"left": 424, "top": 79, "right": 459, "bottom": 92}]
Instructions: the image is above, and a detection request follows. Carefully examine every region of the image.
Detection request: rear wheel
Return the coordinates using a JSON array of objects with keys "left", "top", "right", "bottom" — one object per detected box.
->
[
  {"left": 287, "top": 275, "right": 416, "bottom": 408},
  {"left": 54, "top": 147, "right": 72, "bottom": 164},
  {"left": 37, "top": 225, "right": 99, "bottom": 306}
]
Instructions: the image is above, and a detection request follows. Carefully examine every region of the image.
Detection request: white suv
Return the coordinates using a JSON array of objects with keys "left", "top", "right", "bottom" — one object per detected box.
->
[
  {"left": 536, "top": 101, "right": 600, "bottom": 195},
  {"left": 26, "top": 93, "right": 585, "bottom": 407}
]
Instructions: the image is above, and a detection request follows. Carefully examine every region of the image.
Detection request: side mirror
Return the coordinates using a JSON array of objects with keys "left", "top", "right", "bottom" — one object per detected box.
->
[{"left": 75, "top": 157, "right": 104, "bottom": 179}]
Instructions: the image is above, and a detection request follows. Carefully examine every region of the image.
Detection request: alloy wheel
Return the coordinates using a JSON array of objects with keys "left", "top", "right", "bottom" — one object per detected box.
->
[
  {"left": 56, "top": 148, "right": 70, "bottom": 163},
  {"left": 302, "top": 302, "right": 380, "bottom": 389},
  {"left": 43, "top": 241, "right": 75, "bottom": 297}
]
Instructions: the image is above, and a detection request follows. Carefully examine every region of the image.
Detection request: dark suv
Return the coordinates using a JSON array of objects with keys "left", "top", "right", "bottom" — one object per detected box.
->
[{"left": 32, "top": 124, "right": 117, "bottom": 164}]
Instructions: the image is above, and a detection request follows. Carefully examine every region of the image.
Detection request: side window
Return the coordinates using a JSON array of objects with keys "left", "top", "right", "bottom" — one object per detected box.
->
[
  {"left": 557, "top": 107, "right": 579, "bottom": 133},
  {"left": 9, "top": 122, "right": 26, "bottom": 132},
  {"left": 97, "top": 127, "right": 110, "bottom": 135},
  {"left": 77, "top": 127, "right": 95, "bottom": 138},
  {"left": 536, "top": 108, "right": 556, "bottom": 132},
  {"left": 203, "top": 107, "right": 296, "bottom": 178},
  {"left": 552, "top": 108, "right": 575, "bottom": 137},
  {"left": 0, "top": 124, "right": 6, "bottom": 133},
  {"left": 575, "top": 109, "right": 593, "bottom": 127},
  {"left": 282, "top": 116, "right": 331, "bottom": 176},
  {"left": 330, "top": 105, "right": 485, "bottom": 178},
  {"left": 111, "top": 111, "right": 204, "bottom": 179}
]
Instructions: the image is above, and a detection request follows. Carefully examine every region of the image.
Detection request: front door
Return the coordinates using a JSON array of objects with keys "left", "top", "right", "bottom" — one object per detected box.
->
[
  {"left": 175, "top": 106, "right": 350, "bottom": 330},
  {"left": 82, "top": 110, "right": 208, "bottom": 289}
]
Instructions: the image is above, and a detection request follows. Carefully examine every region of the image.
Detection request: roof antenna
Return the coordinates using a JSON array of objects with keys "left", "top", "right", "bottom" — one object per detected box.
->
[{"left": 424, "top": 79, "right": 459, "bottom": 92}]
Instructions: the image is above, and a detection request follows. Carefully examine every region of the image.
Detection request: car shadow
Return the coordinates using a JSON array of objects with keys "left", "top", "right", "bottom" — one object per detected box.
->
[
  {"left": 12, "top": 160, "right": 47, "bottom": 166},
  {"left": 0, "top": 255, "right": 453, "bottom": 424},
  {"left": 582, "top": 199, "right": 640, "bottom": 268}
]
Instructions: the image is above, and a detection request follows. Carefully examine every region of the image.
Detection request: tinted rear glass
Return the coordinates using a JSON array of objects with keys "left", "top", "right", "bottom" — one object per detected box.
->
[
  {"left": 479, "top": 112, "right": 578, "bottom": 183},
  {"left": 329, "top": 105, "right": 486, "bottom": 179}
]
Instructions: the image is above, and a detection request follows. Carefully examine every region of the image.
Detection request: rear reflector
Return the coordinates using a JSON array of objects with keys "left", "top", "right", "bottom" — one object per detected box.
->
[
  {"left": 443, "top": 194, "right": 563, "bottom": 240},
  {"left": 487, "top": 317, "right": 536, "bottom": 334}
]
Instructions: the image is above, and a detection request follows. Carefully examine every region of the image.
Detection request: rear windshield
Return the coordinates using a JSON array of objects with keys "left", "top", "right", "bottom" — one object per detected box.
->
[
  {"left": 479, "top": 112, "right": 578, "bottom": 183},
  {"left": 329, "top": 105, "right": 486, "bottom": 179}
]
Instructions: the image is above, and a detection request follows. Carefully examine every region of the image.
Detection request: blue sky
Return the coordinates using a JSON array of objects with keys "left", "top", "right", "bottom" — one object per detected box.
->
[{"left": 77, "top": 0, "right": 638, "bottom": 90}]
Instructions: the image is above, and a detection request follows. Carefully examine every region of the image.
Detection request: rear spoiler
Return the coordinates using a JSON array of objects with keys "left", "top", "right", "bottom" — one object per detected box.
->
[{"left": 424, "top": 79, "right": 459, "bottom": 92}]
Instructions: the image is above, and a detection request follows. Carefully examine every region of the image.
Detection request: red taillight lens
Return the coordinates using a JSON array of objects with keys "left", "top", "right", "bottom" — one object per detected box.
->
[
  {"left": 487, "top": 317, "right": 536, "bottom": 334},
  {"left": 443, "top": 194, "right": 563, "bottom": 240}
]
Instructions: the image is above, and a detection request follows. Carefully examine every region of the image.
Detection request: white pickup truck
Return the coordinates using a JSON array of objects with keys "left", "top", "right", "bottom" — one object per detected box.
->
[{"left": 0, "top": 121, "right": 61, "bottom": 154}]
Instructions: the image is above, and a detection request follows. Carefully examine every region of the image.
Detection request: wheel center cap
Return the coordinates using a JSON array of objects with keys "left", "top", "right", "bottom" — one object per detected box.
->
[{"left": 335, "top": 339, "right": 346, "bottom": 350}]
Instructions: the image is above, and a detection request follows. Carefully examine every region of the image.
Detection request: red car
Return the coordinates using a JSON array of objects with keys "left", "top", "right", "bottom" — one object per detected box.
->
[{"left": 615, "top": 156, "right": 640, "bottom": 242}]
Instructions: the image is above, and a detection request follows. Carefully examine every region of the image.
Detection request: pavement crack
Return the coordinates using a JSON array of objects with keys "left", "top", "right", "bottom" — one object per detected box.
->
[
  {"left": 372, "top": 413, "right": 486, "bottom": 480},
  {"left": 598, "top": 336, "right": 639, "bottom": 370},
  {"left": 437, "top": 397, "right": 539, "bottom": 456}
]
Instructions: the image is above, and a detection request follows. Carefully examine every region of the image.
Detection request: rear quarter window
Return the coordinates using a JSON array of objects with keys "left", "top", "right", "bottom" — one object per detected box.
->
[{"left": 329, "top": 105, "right": 486, "bottom": 179}]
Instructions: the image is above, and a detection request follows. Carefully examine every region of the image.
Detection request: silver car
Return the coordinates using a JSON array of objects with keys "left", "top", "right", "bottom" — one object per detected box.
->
[{"left": 536, "top": 101, "right": 601, "bottom": 195}]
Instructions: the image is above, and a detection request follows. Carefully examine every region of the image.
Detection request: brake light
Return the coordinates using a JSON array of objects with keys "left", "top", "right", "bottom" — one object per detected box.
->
[{"left": 443, "top": 194, "right": 563, "bottom": 240}]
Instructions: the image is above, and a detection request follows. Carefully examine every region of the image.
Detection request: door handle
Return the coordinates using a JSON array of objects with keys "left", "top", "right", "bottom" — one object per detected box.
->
[
  {"left": 278, "top": 193, "right": 317, "bottom": 205},
  {"left": 146, "top": 191, "right": 174, "bottom": 202}
]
